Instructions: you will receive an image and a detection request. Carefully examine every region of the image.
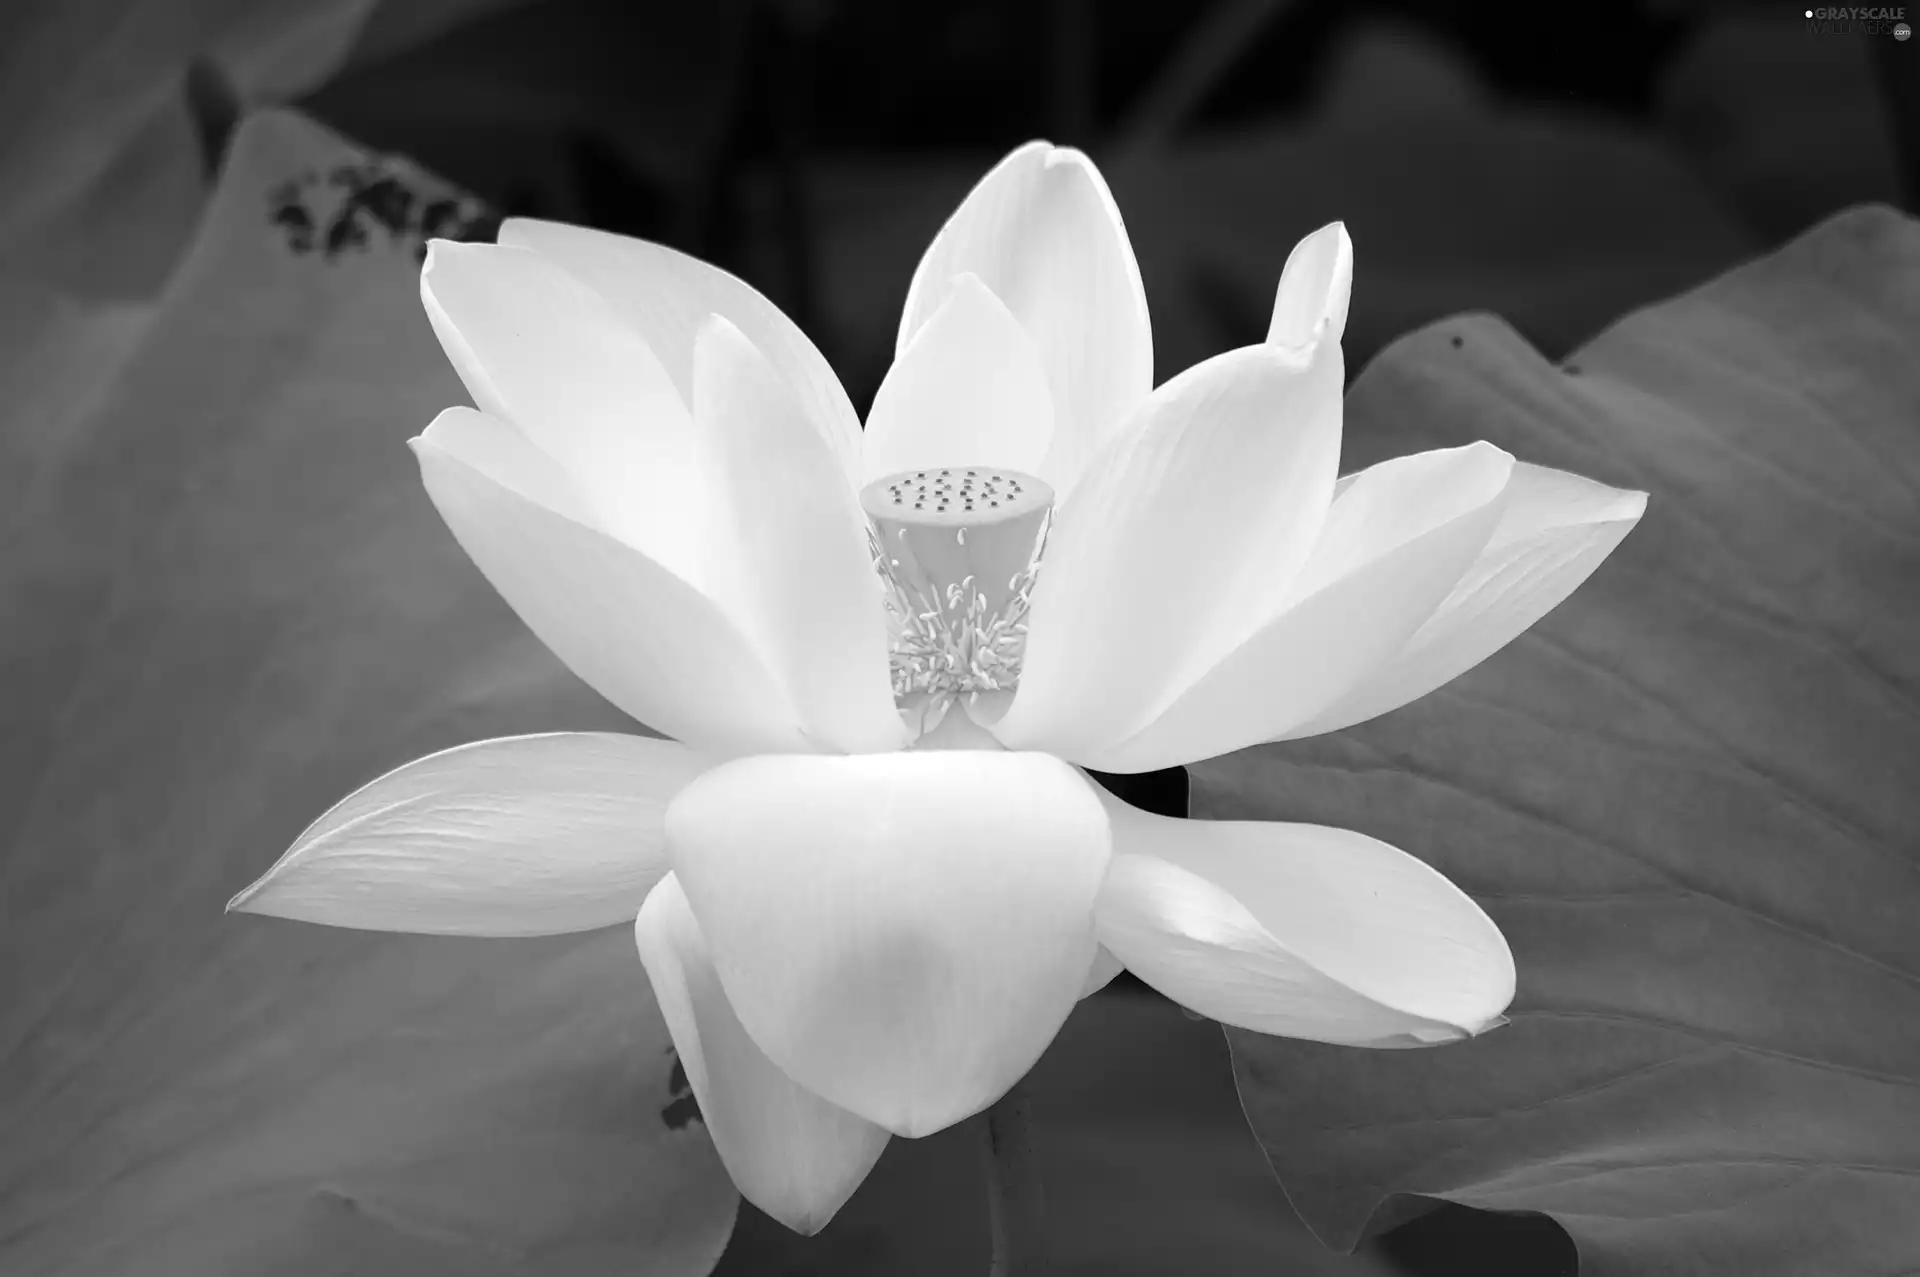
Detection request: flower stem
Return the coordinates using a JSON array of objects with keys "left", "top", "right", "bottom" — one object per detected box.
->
[{"left": 981, "top": 1078, "right": 1048, "bottom": 1275}]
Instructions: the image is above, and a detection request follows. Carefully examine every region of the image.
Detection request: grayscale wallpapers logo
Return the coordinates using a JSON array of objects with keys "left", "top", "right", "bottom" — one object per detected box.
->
[{"left": 1805, "top": 5, "right": 1911, "bottom": 35}]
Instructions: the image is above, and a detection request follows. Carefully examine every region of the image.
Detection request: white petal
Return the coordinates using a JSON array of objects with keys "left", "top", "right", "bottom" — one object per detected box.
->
[
  {"left": 498, "top": 218, "right": 864, "bottom": 488},
  {"left": 991, "top": 342, "right": 1343, "bottom": 761},
  {"left": 1288, "top": 462, "right": 1649, "bottom": 737},
  {"left": 862, "top": 274, "right": 1054, "bottom": 482},
  {"left": 1267, "top": 222, "right": 1353, "bottom": 349},
  {"left": 636, "top": 874, "right": 889, "bottom": 1234},
  {"left": 1092, "top": 791, "right": 1513, "bottom": 1045},
  {"left": 692, "top": 319, "right": 907, "bottom": 754},
  {"left": 667, "top": 751, "right": 1111, "bottom": 1137},
  {"left": 898, "top": 142, "right": 1151, "bottom": 493},
  {"left": 228, "top": 733, "right": 707, "bottom": 935},
  {"left": 414, "top": 418, "right": 811, "bottom": 756},
  {"left": 1084, "top": 443, "right": 1515, "bottom": 772},
  {"left": 420, "top": 241, "right": 704, "bottom": 583},
  {"left": 411, "top": 406, "right": 595, "bottom": 523},
  {"left": 1078, "top": 945, "right": 1125, "bottom": 998}
]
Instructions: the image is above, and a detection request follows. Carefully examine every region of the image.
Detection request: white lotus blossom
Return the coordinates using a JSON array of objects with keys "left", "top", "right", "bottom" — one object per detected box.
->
[{"left": 230, "top": 142, "right": 1646, "bottom": 1234}]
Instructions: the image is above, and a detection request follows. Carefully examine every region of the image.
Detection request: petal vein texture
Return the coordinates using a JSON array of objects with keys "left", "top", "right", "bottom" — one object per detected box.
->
[
  {"left": 1092, "top": 788, "right": 1514, "bottom": 1045},
  {"left": 414, "top": 413, "right": 811, "bottom": 756},
  {"left": 229, "top": 732, "right": 710, "bottom": 936},
  {"left": 994, "top": 341, "right": 1343, "bottom": 761}
]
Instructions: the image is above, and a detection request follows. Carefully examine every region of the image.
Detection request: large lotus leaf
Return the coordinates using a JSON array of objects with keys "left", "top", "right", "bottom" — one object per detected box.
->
[
  {"left": 0, "top": 0, "right": 363, "bottom": 292},
  {"left": 1214, "top": 206, "right": 1920, "bottom": 1275},
  {"left": 0, "top": 110, "right": 736, "bottom": 1276},
  {"left": 0, "top": 277, "right": 151, "bottom": 513}
]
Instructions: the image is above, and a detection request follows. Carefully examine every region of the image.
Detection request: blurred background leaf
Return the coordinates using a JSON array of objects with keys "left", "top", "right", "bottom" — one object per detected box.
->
[
  {"left": 0, "top": 111, "right": 735, "bottom": 1277},
  {"left": 0, "top": 0, "right": 525, "bottom": 297},
  {"left": 1218, "top": 205, "right": 1920, "bottom": 1275}
]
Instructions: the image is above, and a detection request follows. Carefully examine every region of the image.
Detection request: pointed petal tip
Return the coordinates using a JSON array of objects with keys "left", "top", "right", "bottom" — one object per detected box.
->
[
  {"left": 1479, "top": 446, "right": 1520, "bottom": 499},
  {"left": 868, "top": 1082, "right": 1022, "bottom": 1139},
  {"left": 694, "top": 309, "right": 745, "bottom": 346},
  {"left": 1585, "top": 484, "right": 1649, "bottom": 535},
  {"left": 1269, "top": 458, "right": 1652, "bottom": 742},
  {"left": 225, "top": 866, "right": 287, "bottom": 917},
  {"left": 1294, "top": 220, "right": 1353, "bottom": 259},
  {"left": 899, "top": 134, "right": 1149, "bottom": 491},
  {"left": 1391, "top": 1008, "right": 1510, "bottom": 1048},
  {"left": 222, "top": 872, "right": 311, "bottom": 922},
  {"left": 690, "top": 313, "right": 758, "bottom": 394},
  {"left": 1399, "top": 1025, "right": 1467, "bottom": 1047},
  {"left": 228, "top": 735, "right": 707, "bottom": 937},
  {"left": 1270, "top": 222, "right": 1355, "bottom": 349},
  {"left": 493, "top": 214, "right": 541, "bottom": 243},
  {"left": 945, "top": 268, "right": 988, "bottom": 295},
  {"left": 1094, "top": 812, "right": 1514, "bottom": 1050},
  {"left": 419, "top": 236, "right": 480, "bottom": 277},
  {"left": 918, "top": 270, "right": 997, "bottom": 326},
  {"left": 1077, "top": 944, "right": 1126, "bottom": 999},
  {"left": 782, "top": 1211, "right": 834, "bottom": 1238},
  {"left": 864, "top": 269, "right": 1055, "bottom": 482}
]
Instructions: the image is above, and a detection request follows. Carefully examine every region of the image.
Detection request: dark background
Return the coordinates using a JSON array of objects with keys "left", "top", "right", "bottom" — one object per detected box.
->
[{"left": 299, "top": 0, "right": 1914, "bottom": 412}]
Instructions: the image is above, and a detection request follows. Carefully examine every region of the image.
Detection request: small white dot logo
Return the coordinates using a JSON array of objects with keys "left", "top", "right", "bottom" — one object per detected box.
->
[
  {"left": 1805, "top": 7, "right": 1813, "bottom": 14},
  {"left": 1898, "top": 19, "right": 1912, "bottom": 38}
]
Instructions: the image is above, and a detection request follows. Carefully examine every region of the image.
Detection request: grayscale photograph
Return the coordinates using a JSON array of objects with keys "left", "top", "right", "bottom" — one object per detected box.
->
[{"left": 0, "top": 1, "right": 1914, "bottom": 1274}]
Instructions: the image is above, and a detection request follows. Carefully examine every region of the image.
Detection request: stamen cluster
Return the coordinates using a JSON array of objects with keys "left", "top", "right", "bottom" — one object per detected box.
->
[{"left": 866, "top": 510, "right": 1051, "bottom": 728}]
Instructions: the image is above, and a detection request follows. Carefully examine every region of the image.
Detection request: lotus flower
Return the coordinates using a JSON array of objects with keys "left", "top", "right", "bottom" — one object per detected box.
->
[{"left": 230, "top": 141, "right": 1646, "bottom": 1234}]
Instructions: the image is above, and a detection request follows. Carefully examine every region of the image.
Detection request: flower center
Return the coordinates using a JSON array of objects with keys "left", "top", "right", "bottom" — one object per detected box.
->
[{"left": 859, "top": 465, "right": 1054, "bottom": 739}]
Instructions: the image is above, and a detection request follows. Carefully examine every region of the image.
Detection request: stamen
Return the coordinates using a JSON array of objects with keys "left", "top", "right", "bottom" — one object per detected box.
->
[{"left": 860, "top": 465, "right": 1054, "bottom": 738}]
